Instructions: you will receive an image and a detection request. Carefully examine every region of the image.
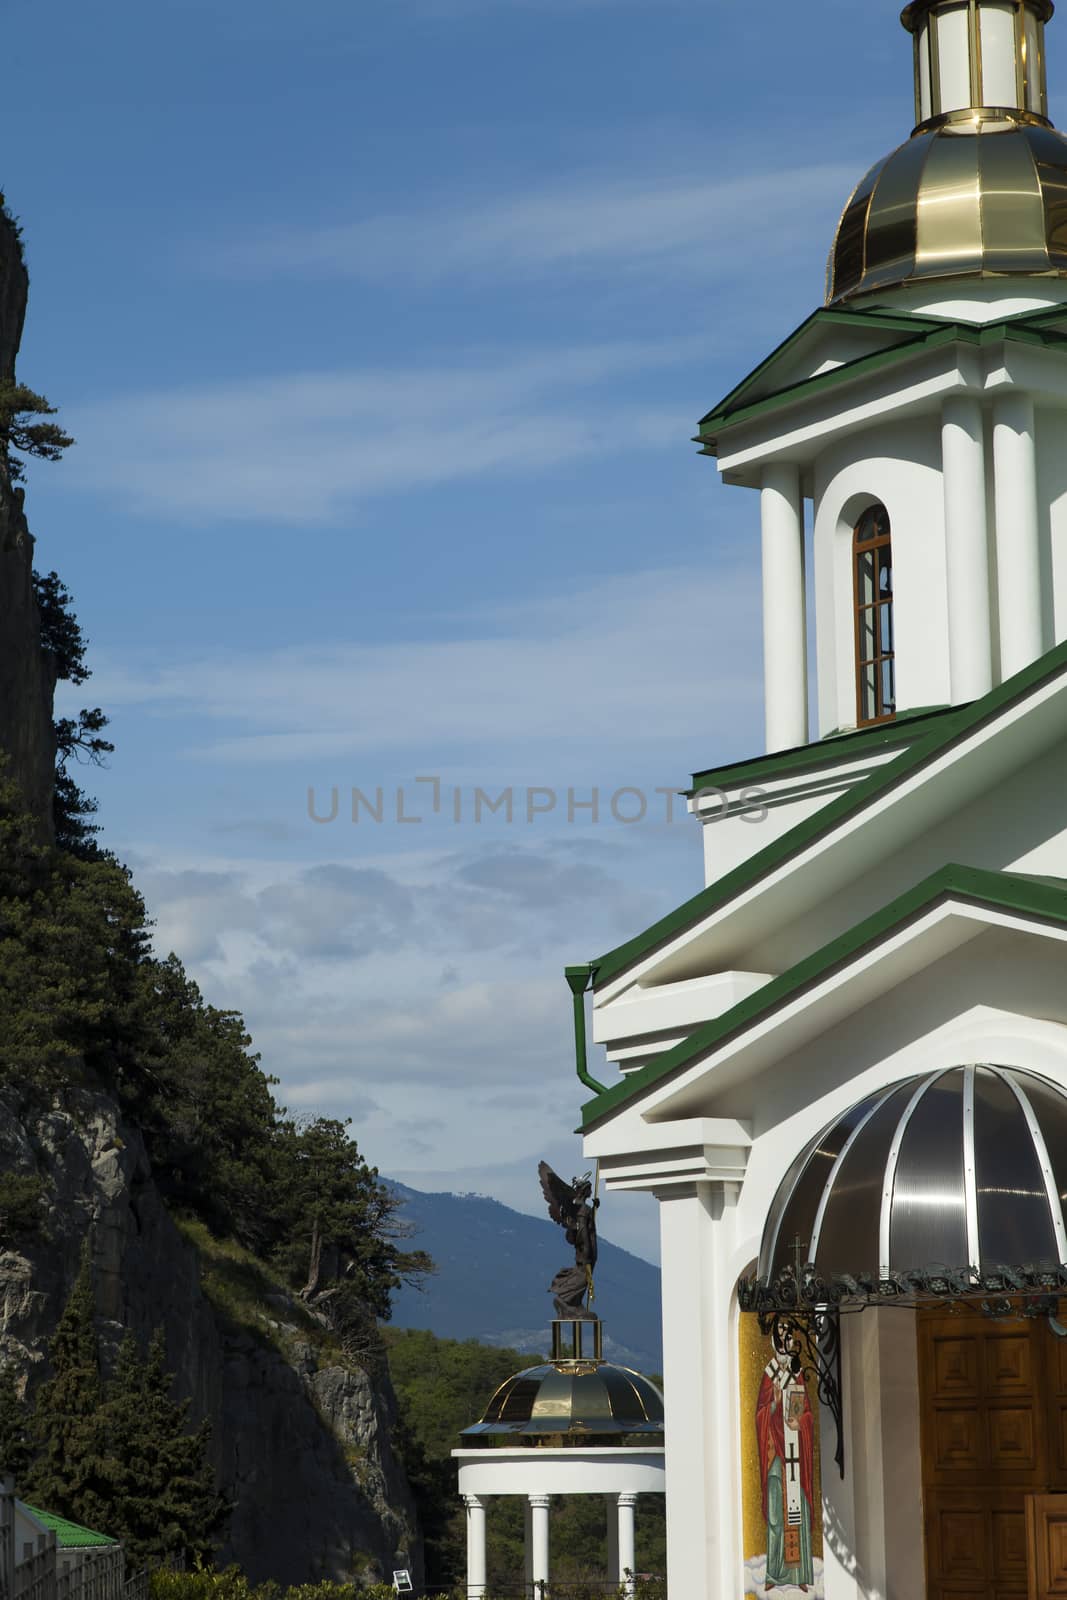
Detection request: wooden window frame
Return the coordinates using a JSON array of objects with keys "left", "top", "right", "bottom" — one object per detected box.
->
[{"left": 853, "top": 504, "right": 896, "bottom": 728}]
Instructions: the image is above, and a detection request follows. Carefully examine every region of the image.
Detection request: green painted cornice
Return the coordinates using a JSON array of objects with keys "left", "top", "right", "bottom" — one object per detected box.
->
[
  {"left": 580, "top": 634, "right": 1067, "bottom": 995},
  {"left": 580, "top": 863, "right": 1067, "bottom": 1131}
]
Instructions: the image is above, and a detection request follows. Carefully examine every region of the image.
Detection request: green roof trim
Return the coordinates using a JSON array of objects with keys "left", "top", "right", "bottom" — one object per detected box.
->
[
  {"left": 688, "top": 704, "right": 955, "bottom": 796},
  {"left": 22, "top": 1507, "right": 118, "bottom": 1548},
  {"left": 697, "top": 310, "right": 1067, "bottom": 445},
  {"left": 696, "top": 305, "right": 949, "bottom": 431},
  {"left": 582, "top": 634, "right": 1067, "bottom": 995},
  {"left": 580, "top": 863, "right": 1067, "bottom": 1130}
]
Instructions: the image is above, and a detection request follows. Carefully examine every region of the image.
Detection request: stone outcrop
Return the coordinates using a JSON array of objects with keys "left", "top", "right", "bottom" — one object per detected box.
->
[
  {"left": 0, "top": 1088, "right": 421, "bottom": 1587},
  {"left": 0, "top": 208, "right": 57, "bottom": 836}
]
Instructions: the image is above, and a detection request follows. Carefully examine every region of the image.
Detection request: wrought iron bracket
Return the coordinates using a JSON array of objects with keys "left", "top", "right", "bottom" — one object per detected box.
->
[{"left": 752, "top": 1305, "right": 845, "bottom": 1479}]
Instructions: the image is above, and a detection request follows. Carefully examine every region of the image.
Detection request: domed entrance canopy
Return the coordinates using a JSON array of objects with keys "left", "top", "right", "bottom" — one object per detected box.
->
[{"left": 752, "top": 1066, "right": 1067, "bottom": 1306}]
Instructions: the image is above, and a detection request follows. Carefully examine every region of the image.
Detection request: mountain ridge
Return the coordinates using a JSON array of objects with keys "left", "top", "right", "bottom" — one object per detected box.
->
[{"left": 388, "top": 1180, "right": 662, "bottom": 1373}]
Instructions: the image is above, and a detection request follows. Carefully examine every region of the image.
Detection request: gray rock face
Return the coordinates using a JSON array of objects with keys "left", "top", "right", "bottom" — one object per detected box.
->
[
  {"left": 0, "top": 211, "right": 58, "bottom": 838},
  {"left": 0, "top": 1088, "right": 421, "bottom": 1587}
]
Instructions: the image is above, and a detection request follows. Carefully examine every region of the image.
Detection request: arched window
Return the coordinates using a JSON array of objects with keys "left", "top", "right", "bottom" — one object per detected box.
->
[{"left": 853, "top": 504, "right": 895, "bottom": 727}]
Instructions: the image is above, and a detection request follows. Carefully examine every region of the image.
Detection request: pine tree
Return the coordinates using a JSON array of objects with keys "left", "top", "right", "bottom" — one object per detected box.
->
[
  {"left": 0, "top": 1365, "right": 32, "bottom": 1487},
  {"left": 24, "top": 1244, "right": 110, "bottom": 1528},
  {"left": 92, "top": 1329, "right": 228, "bottom": 1569}
]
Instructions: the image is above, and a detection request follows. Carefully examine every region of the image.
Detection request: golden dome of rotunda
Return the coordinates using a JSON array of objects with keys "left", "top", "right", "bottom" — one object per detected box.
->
[{"left": 828, "top": 0, "right": 1067, "bottom": 303}]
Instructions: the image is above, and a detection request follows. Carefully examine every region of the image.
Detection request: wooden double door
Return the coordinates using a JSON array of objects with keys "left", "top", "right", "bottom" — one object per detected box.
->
[{"left": 919, "top": 1308, "right": 1067, "bottom": 1599}]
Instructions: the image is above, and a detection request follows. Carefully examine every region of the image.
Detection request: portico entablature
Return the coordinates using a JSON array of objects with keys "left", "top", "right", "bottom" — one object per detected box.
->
[{"left": 702, "top": 307, "right": 1067, "bottom": 485}]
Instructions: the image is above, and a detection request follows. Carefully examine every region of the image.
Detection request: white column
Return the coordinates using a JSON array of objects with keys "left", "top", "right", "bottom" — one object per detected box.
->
[
  {"left": 941, "top": 395, "right": 993, "bottom": 702},
  {"left": 993, "top": 391, "right": 1044, "bottom": 679},
  {"left": 529, "top": 1494, "right": 551, "bottom": 1596},
  {"left": 464, "top": 1494, "right": 487, "bottom": 1600},
  {"left": 524, "top": 1498, "right": 534, "bottom": 1597},
  {"left": 617, "top": 1493, "right": 638, "bottom": 1597},
  {"left": 760, "top": 462, "right": 809, "bottom": 753},
  {"left": 656, "top": 1181, "right": 741, "bottom": 1600},
  {"left": 605, "top": 1494, "right": 620, "bottom": 1586}
]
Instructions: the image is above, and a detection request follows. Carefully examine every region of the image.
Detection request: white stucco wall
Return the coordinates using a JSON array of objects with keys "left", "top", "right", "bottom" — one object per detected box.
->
[{"left": 812, "top": 417, "right": 951, "bottom": 737}]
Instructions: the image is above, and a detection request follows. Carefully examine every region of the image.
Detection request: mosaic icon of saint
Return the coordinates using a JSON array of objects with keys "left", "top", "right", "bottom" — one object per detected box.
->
[{"left": 755, "top": 1318, "right": 815, "bottom": 1592}]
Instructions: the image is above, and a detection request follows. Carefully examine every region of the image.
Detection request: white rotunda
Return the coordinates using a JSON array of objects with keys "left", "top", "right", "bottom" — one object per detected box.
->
[{"left": 452, "top": 1321, "right": 665, "bottom": 1599}]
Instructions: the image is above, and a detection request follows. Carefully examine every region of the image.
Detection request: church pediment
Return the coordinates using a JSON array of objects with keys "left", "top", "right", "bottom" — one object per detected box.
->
[{"left": 697, "top": 307, "right": 938, "bottom": 438}]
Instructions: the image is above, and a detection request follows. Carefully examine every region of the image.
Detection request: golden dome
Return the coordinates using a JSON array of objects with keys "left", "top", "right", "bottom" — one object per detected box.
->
[{"left": 827, "top": 113, "right": 1067, "bottom": 304}]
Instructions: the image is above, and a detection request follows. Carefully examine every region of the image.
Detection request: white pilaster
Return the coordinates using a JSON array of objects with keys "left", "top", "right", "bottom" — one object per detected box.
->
[
  {"left": 529, "top": 1494, "right": 551, "bottom": 1595},
  {"left": 605, "top": 1494, "right": 619, "bottom": 1585},
  {"left": 656, "top": 1180, "right": 740, "bottom": 1600},
  {"left": 464, "top": 1494, "right": 487, "bottom": 1600},
  {"left": 760, "top": 462, "right": 809, "bottom": 753},
  {"left": 617, "top": 1493, "right": 638, "bottom": 1597},
  {"left": 993, "top": 392, "right": 1044, "bottom": 679},
  {"left": 941, "top": 394, "right": 992, "bottom": 701}
]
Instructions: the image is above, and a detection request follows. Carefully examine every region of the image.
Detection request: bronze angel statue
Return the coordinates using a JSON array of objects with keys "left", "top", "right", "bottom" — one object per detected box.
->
[{"left": 538, "top": 1161, "right": 599, "bottom": 1319}]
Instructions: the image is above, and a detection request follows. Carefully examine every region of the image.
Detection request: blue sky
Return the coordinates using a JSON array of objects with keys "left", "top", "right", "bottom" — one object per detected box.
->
[{"left": 10, "top": 0, "right": 1053, "bottom": 1267}]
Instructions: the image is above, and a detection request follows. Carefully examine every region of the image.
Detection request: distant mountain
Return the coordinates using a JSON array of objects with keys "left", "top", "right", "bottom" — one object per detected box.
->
[{"left": 387, "top": 1181, "right": 662, "bottom": 1374}]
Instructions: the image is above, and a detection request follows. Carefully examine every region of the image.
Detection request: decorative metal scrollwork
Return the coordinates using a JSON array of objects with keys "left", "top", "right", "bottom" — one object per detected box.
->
[{"left": 738, "top": 1258, "right": 1067, "bottom": 1478}]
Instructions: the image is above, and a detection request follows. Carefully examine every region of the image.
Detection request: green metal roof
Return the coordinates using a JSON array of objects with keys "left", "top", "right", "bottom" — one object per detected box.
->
[
  {"left": 22, "top": 1507, "right": 118, "bottom": 1548},
  {"left": 583, "top": 634, "right": 1067, "bottom": 995},
  {"left": 696, "top": 303, "right": 1067, "bottom": 448},
  {"left": 687, "top": 703, "right": 954, "bottom": 796},
  {"left": 580, "top": 863, "right": 1067, "bottom": 1131}
]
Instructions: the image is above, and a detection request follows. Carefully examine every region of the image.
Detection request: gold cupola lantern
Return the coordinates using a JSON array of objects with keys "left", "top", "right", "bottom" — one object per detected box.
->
[
  {"left": 828, "top": 0, "right": 1067, "bottom": 303},
  {"left": 902, "top": 0, "right": 1053, "bottom": 129}
]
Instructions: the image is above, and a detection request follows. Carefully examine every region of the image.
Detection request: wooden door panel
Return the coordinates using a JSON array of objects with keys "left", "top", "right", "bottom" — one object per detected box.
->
[
  {"left": 920, "top": 1309, "right": 1057, "bottom": 1600},
  {"left": 935, "top": 1406, "right": 988, "bottom": 1472},
  {"left": 1025, "top": 1494, "right": 1067, "bottom": 1596},
  {"left": 987, "top": 1337, "right": 1036, "bottom": 1395},
  {"left": 990, "top": 1410, "right": 1039, "bottom": 1474},
  {"left": 935, "top": 1335, "right": 982, "bottom": 1398}
]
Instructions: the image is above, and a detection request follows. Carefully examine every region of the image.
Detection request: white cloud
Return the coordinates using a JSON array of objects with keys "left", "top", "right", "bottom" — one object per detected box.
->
[
  {"left": 214, "top": 166, "right": 856, "bottom": 287},
  {"left": 82, "top": 563, "right": 762, "bottom": 765},
  {"left": 64, "top": 339, "right": 700, "bottom": 522}
]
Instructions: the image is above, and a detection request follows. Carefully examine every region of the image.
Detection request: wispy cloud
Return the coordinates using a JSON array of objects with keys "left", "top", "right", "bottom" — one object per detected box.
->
[
  {"left": 65, "top": 339, "right": 700, "bottom": 522},
  {"left": 214, "top": 166, "right": 856, "bottom": 286},
  {"left": 84, "top": 564, "right": 762, "bottom": 764}
]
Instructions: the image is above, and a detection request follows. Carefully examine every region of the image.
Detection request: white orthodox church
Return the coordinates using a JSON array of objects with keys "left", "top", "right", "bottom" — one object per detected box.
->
[{"left": 569, "top": 3, "right": 1067, "bottom": 1597}]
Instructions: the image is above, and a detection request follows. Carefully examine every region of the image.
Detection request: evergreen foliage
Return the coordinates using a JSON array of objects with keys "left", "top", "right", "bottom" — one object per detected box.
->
[
  {"left": 25, "top": 1247, "right": 107, "bottom": 1517},
  {"left": 24, "top": 1258, "right": 226, "bottom": 1566},
  {"left": 0, "top": 770, "right": 428, "bottom": 1329},
  {"left": 0, "top": 383, "right": 73, "bottom": 483},
  {"left": 32, "top": 571, "right": 112, "bottom": 857},
  {"left": 0, "top": 1365, "right": 33, "bottom": 1484},
  {"left": 90, "top": 1330, "right": 228, "bottom": 1567}
]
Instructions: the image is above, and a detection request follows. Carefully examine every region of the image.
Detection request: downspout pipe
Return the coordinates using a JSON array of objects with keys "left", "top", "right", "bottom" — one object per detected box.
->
[{"left": 565, "top": 964, "right": 607, "bottom": 1095}]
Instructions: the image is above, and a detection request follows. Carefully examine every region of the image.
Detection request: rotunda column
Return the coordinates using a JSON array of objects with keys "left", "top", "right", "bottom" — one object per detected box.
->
[
  {"left": 616, "top": 1493, "right": 638, "bottom": 1597},
  {"left": 993, "top": 392, "right": 1044, "bottom": 679},
  {"left": 760, "top": 462, "right": 809, "bottom": 754},
  {"left": 464, "top": 1494, "right": 487, "bottom": 1600},
  {"left": 529, "top": 1494, "right": 551, "bottom": 1595},
  {"left": 942, "top": 395, "right": 993, "bottom": 701}
]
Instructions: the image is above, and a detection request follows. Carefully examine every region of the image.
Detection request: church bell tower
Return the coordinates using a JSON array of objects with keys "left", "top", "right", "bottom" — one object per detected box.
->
[{"left": 698, "top": 0, "right": 1067, "bottom": 753}]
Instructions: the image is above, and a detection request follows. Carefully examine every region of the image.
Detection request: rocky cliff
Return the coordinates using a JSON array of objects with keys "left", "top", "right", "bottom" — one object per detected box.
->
[
  {"left": 0, "top": 1088, "right": 421, "bottom": 1586},
  {"left": 0, "top": 206, "right": 57, "bottom": 835}
]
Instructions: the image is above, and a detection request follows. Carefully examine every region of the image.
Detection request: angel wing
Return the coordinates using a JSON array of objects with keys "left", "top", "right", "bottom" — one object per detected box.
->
[{"left": 538, "top": 1161, "right": 575, "bottom": 1229}]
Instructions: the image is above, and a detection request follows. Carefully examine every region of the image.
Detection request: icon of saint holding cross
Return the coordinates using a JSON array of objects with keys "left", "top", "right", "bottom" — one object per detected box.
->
[{"left": 755, "top": 1316, "right": 815, "bottom": 1592}]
